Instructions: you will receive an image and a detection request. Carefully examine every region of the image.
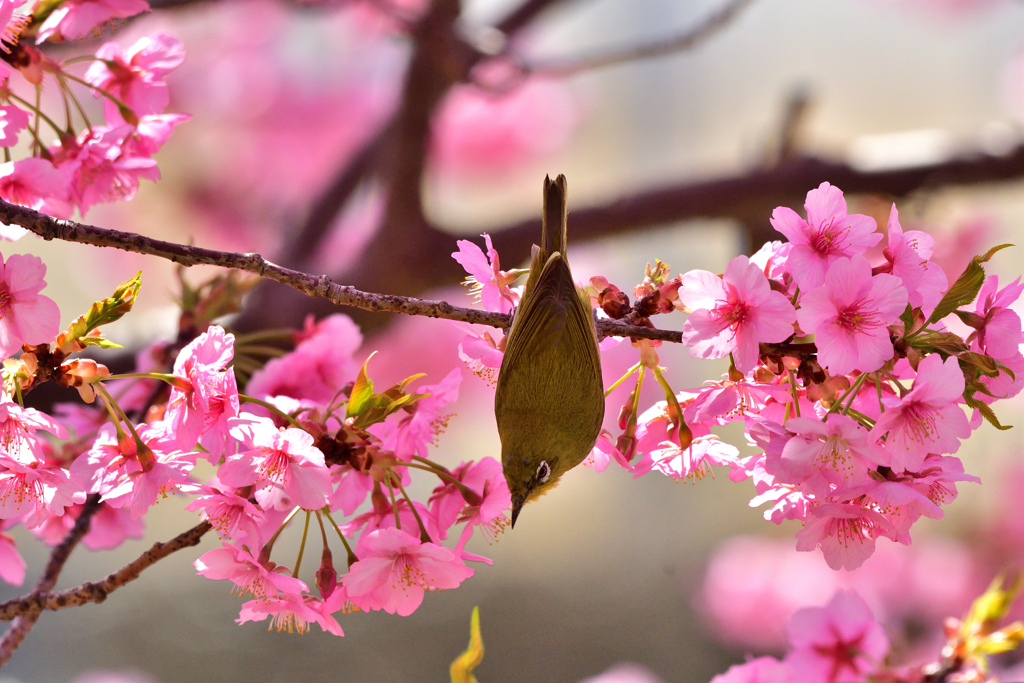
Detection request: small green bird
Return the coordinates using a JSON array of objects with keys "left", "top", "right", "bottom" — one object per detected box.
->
[{"left": 495, "top": 174, "right": 605, "bottom": 527}]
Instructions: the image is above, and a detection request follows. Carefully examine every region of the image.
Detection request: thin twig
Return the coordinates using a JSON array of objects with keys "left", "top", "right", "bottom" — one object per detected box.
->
[
  {"left": 0, "top": 494, "right": 102, "bottom": 666},
  {"left": 516, "top": 0, "right": 756, "bottom": 79},
  {"left": 5, "top": 198, "right": 683, "bottom": 343},
  {"left": 0, "top": 521, "right": 212, "bottom": 622}
]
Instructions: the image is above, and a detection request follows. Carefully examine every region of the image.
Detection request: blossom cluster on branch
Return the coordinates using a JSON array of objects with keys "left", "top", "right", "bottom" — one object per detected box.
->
[
  {"left": 0, "top": 178, "right": 1016, "bottom": 654},
  {"left": 457, "top": 181, "right": 1018, "bottom": 571},
  {"left": 0, "top": 0, "right": 186, "bottom": 233}
]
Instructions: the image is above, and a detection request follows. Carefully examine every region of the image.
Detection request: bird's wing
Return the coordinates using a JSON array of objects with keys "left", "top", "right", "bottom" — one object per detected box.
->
[{"left": 501, "top": 252, "right": 570, "bottom": 374}]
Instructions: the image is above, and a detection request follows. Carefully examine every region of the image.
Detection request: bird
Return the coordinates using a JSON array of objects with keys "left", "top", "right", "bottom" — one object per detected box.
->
[{"left": 495, "top": 174, "right": 605, "bottom": 528}]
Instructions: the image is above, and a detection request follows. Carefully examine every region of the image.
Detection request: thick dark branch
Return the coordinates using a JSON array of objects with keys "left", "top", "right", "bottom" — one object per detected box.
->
[
  {"left": 279, "top": 123, "right": 390, "bottom": 269},
  {"left": 0, "top": 521, "right": 212, "bottom": 621},
  {"left": 0, "top": 494, "right": 101, "bottom": 666},
  {"left": 520, "top": 0, "right": 756, "bottom": 78},
  {"left": 2, "top": 199, "right": 681, "bottom": 342},
  {"left": 488, "top": 145, "right": 1024, "bottom": 263}
]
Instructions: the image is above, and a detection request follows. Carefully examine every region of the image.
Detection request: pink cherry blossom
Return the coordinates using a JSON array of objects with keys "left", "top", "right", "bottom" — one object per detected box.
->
[
  {"left": 868, "top": 354, "right": 970, "bottom": 473},
  {"left": 680, "top": 255, "right": 797, "bottom": 373},
  {"left": 0, "top": 452, "right": 83, "bottom": 528},
  {"left": 194, "top": 543, "right": 307, "bottom": 600},
  {"left": 343, "top": 527, "right": 474, "bottom": 616},
  {"left": 881, "top": 205, "right": 947, "bottom": 311},
  {"left": 246, "top": 314, "right": 362, "bottom": 405},
  {"left": 796, "top": 256, "right": 908, "bottom": 375},
  {"left": 341, "top": 493, "right": 434, "bottom": 540},
  {"left": 452, "top": 321, "right": 503, "bottom": 385},
  {"left": 582, "top": 431, "right": 631, "bottom": 473},
  {"left": 0, "top": 158, "right": 70, "bottom": 218},
  {"left": 431, "top": 80, "right": 577, "bottom": 177},
  {"left": 367, "top": 368, "right": 461, "bottom": 460},
  {"left": 70, "top": 422, "right": 194, "bottom": 517},
  {"left": 796, "top": 503, "right": 894, "bottom": 570},
  {"left": 0, "top": 400, "right": 66, "bottom": 462},
  {"left": 770, "top": 182, "right": 882, "bottom": 289},
  {"left": 327, "top": 466, "right": 373, "bottom": 517},
  {"left": 648, "top": 435, "right": 740, "bottom": 482},
  {"left": 118, "top": 113, "right": 191, "bottom": 157},
  {"left": 865, "top": 480, "right": 942, "bottom": 545},
  {"left": 33, "top": 502, "right": 144, "bottom": 550},
  {"left": 784, "top": 590, "right": 889, "bottom": 683},
  {"left": 185, "top": 484, "right": 265, "bottom": 550},
  {"left": 781, "top": 414, "right": 872, "bottom": 494},
  {"left": 710, "top": 657, "right": 790, "bottom": 683},
  {"left": 36, "top": 0, "right": 151, "bottom": 43},
  {"left": 220, "top": 416, "right": 332, "bottom": 510},
  {"left": 967, "top": 275, "right": 1023, "bottom": 361},
  {"left": 0, "top": 526, "right": 24, "bottom": 584},
  {"left": 0, "top": 105, "right": 28, "bottom": 148},
  {"left": 0, "top": 252, "right": 60, "bottom": 358},
  {"left": 85, "top": 33, "right": 185, "bottom": 117},
  {"left": 0, "top": 0, "right": 27, "bottom": 51},
  {"left": 236, "top": 591, "right": 346, "bottom": 636},
  {"left": 749, "top": 239, "right": 794, "bottom": 290},
  {"left": 60, "top": 126, "right": 160, "bottom": 214},
  {"left": 165, "top": 325, "right": 238, "bottom": 456},
  {"left": 452, "top": 233, "right": 520, "bottom": 314},
  {"left": 428, "top": 456, "right": 510, "bottom": 544}
]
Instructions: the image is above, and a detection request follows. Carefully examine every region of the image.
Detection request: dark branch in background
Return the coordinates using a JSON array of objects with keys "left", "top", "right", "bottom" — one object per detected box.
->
[
  {"left": 512, "top": 0, "right": 757, "bottom": 80},
  {"left": 487, "top": 143, "right": 1024, "bottom": 264},
  {"left": 277, "top": 122, "right": 391, "bottom": 269},
  {"left": 0, "top": 521, "right": 212, "bottom": 622},
  {"left": 235, "top": 0, "right": 584, "bottom": 331},
  {"left": 0, "top": 494, "right": 101, "bottom": 666},
  {"left": 1, "top": 198, "right": 681, "bottom": 342}
]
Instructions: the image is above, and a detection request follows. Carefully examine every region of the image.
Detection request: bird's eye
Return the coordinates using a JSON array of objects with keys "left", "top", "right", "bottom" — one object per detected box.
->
[{"left": 535, "top": 460, "right": 551, "bottom": 484}]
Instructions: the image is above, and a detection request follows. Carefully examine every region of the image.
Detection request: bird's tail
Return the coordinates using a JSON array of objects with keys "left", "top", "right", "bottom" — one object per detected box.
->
[{"left": 541, "top": 174, "right": 568, "bottom": 258}]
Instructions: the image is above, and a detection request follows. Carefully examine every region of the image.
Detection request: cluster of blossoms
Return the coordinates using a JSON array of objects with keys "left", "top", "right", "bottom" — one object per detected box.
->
[
  {"left": 0, "top": 259, "right": 511, "bottom": 636},
  {"left": 0, "top": 176, "right": 1019, "bottom": 642},
  {"left": 708, "top": 579, "right": 1024, "bottom": 683},
  {"left": 0, "top": 0, "right": 186, "bottom": 229},
  {"left": 454, "top": 182, "right": 1020, "bottom": 571}
]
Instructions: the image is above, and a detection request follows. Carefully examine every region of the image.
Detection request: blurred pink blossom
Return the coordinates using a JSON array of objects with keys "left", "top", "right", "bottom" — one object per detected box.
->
[{"left": 431, "top": 80, "right": 578, "bottom": 177}]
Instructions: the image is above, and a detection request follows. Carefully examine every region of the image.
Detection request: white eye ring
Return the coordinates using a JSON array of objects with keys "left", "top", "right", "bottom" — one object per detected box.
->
[{"left": 535, "top": 460, "right": 551, "bottom": 484}]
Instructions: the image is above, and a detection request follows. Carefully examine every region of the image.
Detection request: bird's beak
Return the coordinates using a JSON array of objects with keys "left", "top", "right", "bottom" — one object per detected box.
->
[{"left": 510, "top": 493, "right": 526, "bottom": 529}]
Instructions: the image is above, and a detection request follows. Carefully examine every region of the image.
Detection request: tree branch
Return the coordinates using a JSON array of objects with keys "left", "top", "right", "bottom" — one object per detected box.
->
[
  {"left": 0, "top": 521, "right": 212, "bottom": 622},
  {"left": 487, "top": 144, "right": 1024, "bottom": 264},
  {"left": 515, "top": 0, "right": 756, "bottom": 80},
  {"left": 3, "top": 198, "right": 682, "bottom": 342},
  {"left": 0, "top": 494, "right": 101, "bottom": 666},
  {"left": 278, "top": 122, "right": 391, "bottom": 269},
  {"left": 493, "top": 0, "right": 578, "bottom": 35}
]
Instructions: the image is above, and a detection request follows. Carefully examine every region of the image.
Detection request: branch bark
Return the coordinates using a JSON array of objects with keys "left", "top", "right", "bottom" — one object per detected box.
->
[
  {"left": 0, "top": 521, "right": 212, "bottom": 622},
  {"left": 487, "top": 145, "right": 1024, "bottom": 266},
  {"left": 0, "top": 494, "right": 101, "bottom": 666},
  {"left": 517, "top": 0, "right": 756, "bottom": 79},
  {"left": 4, "top": 198, "right": 682, "bottom": 342}
]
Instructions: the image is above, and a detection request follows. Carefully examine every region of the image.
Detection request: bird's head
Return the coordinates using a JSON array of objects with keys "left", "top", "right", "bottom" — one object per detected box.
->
[{"left": 503, "top": 453, "right": 569, "bottom": 528}]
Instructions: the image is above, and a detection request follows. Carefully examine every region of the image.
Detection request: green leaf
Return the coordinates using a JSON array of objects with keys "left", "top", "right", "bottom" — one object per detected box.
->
[
  {"left": 79, "top": 337, "right": 122, "bottom": 350},
  {"left": 57, "top": 272, "right": 142, "bottom": 353},
  {"left": 905, "top": 330, "right": 969, "bottom": 357},
  {"left": 898, "top": 303, "right": 915, "bottom": 334},
  {"left": 959, "top": 351, "right": 1003, "bottom": 378},
  {"left": 965, "top": 396, "right": 1012, "bottom": 430},
  {"left": 450, "top": 607, "right": 484, "bottom": 683},
  {"left": 966, "top": 574, "right": 1020, "bottom": 628},
  {"left": 346, "top": 352, "right": 377, "bottom": 418},
  {"left": 926, "top": 244, "right": 1013, "bottom": 326}
]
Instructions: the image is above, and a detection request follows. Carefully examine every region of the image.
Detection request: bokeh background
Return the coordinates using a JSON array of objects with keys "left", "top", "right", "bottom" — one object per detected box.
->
[{"left": 7, "top": 0, "right": 1024, "bottom": 681}]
